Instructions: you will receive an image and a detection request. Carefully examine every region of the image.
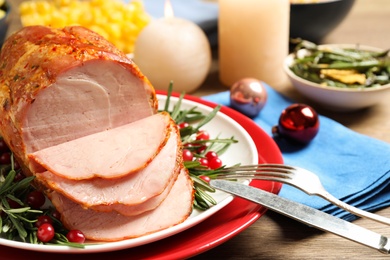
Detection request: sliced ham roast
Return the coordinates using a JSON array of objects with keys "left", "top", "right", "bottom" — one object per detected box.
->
[
  {"left": 51, "top": 168, "right": 194, "bottom": 242},
  {"left": 0, "top": 26, "right": 195, "bottom": 242},
  {"left": 29, "top": 112, "right": 173, "bottom": 180},
  {"left": 94, "top": 172, "right": 178, "bottom": 216},
  {"left": 0, "top": 26, "right": 157, "bottom": 176},
  {"left": 34, "top": 120, "right": 182, "bottom": 211}
]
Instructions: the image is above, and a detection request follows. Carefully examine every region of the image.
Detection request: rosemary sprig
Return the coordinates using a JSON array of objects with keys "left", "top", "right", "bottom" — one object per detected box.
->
[
  {"left": 0, "top": 156, "right": 84, "bottom": 248},
  {"left": 161, "top": 85, "right": 238, "bottom": 210}
]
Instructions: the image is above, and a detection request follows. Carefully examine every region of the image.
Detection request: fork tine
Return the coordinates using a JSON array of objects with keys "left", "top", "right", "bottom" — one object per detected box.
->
[
  {"left": 215, "top": 165, "right": 293, "bottom": 180},
  {"left": 217, "top": 164, "right": 294, "bottom": 175},
  {"left": 214, "top": 175, "right": 291, "bottom": 186},
  {"left": 215, "top": 171, "right": 288, "bottom": 178},
  {"left": 219, "top": 163, "right": 294, "bottom": 171}
]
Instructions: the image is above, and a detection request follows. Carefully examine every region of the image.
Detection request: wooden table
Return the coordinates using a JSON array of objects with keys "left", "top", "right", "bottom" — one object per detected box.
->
[{"left": 5, "top": 0, "right": 390, "bottom": 259}]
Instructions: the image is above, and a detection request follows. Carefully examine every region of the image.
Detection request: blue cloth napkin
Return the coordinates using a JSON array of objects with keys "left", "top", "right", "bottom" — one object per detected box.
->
[{"left": 203, "top": 84, "right": 390, "bottom": 222}]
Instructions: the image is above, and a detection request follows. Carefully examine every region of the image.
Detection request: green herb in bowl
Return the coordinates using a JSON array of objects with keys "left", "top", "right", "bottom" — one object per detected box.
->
[
  {"left": 289, "top": 39, "right": 390, "bottom": 89},
  {"left": 284, "top": 40, "right": 390, "bottom": 111}
]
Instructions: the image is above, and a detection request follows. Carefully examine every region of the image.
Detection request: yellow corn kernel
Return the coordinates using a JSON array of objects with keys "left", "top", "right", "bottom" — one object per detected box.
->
[
  {"left": 109, "top": 10, "right": 124, "bottom": 23},
  {"left": 78, "top": 11, "right": 93, "bottom": 27},
  {"left": 53, "top": 0, "right": 73, "bottom": 7},
  {"left": 48, "top": 11, "right": 68, "bottom": 28},
  {"left": 18, "top": 0, "right": 151, "bottom": 53},
  {"left": 35, "top": 1, "right": 53, "bottom": 15},
  {"left": 105, "top": 23, "right": 121, "bottom": 41},
  {"left": 21, "top": 13, "right": 46, "bottom": 26},
  {"left": 19, "top": 2, "right": 36, "bottom": 15}
]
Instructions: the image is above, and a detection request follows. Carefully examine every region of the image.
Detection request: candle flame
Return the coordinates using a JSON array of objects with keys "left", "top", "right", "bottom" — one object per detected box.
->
[{"left": 164, "top": 0, "right": 174, "bottom": 18}]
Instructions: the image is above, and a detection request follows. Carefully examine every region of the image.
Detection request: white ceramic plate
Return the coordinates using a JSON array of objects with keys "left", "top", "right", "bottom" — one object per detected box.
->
[{"left": 0, "top": 94, "right": 258, "bottom": 253}]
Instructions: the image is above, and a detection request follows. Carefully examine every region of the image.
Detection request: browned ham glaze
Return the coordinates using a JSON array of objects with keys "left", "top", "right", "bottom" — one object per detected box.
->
[
  {"left": 0, "top": 25, "right": 157, "bottom": 176},
  {"left": 0, "top": 26, "right": 195, "bottom": 242},
  {"left": 51, "top": 168, "right": 194, "bottom": 242}
]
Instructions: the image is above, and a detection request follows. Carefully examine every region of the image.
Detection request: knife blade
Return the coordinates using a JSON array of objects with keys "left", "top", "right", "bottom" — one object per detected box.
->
[{"left": 209, "top": 179, "right": 390, "bottom": 254}]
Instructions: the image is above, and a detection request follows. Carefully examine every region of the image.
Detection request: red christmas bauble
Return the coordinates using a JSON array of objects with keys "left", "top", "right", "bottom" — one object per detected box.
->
[{"left": 272, "top": 103, "right": 319, "bottom": 143}]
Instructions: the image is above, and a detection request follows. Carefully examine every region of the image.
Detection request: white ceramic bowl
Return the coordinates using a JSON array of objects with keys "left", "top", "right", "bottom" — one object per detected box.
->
[{"left": 284, "top": 44, "right": 390, "bottom": 112}]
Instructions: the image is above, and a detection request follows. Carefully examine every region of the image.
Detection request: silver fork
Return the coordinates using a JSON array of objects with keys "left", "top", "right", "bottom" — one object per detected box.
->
[{"left": 214, "top": 164, "right": 390, "bottom": 226}]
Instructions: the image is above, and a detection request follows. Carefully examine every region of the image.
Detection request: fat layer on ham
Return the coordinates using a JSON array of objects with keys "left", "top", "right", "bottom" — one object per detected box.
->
[
  {"left": 51, "top": 168, "right": 194, "bottom": 242},
  {"left": 35, "top": 121, "right": 182, "bottom": 211},
  {"left": 29, "top": 112, "right": 173, "bottom": 180}
]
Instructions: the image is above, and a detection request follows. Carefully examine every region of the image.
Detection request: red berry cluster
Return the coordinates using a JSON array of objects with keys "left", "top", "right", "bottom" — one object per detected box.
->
[
  {"left": 179, "top": 124, "right": 224, "bottom": 183},
  {"left": 35, "top": 211, "right": 85, "bottom": 243},
  {"left": 0, "top": 138, "right": 85, "bottom": 244},
  {"left": 34, "top": 210, "right": 85, "bottom": 243}
]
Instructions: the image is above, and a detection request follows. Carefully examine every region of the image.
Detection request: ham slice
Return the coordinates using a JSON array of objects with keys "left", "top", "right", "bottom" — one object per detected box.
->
[
  {"left": 51, "top": 168, "right": 194, "bottom": 242},
  {"left": 92, "top": 172, "right": 178, "bottom": 216},
  {"left": 29, "top": 112, "right": 173, "bottom": 180},
  {"left": 0, "top": 26, "right": 157, "bottom": 177},
  {"left": 35, "top": 122, "right": 182, "bottom": 210}
]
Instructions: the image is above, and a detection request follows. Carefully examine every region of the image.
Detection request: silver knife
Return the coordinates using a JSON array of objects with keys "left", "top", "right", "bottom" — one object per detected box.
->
[{"left": 209, "top": 180, "right": 390, "bottom": 254}]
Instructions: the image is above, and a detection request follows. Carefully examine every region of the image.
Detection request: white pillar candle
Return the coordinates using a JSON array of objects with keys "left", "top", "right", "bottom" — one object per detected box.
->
[
  {"left": 133, "top": 1, "right": 211, "bottom": 93},
  {"left": 219, "top": 0, "right": 290, "bottom": 88}
]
